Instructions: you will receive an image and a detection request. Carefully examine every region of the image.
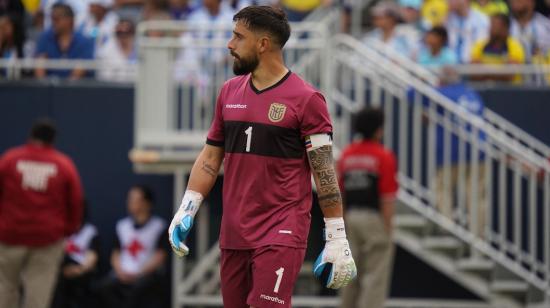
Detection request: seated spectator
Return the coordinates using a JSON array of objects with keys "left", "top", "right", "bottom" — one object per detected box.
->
[
  {"left": 169, "top": 0, "right": 195, "bottom": 20},
  {"left": 51, "top": 201, "right": 100, "bottom": 308},
  {"left": 96, "top": 185, "right": 168, "bottom": 308},
  {"left": 34, "top": 3, "right": 94, "bottom": 80},
  {"left": 446, "top": 0, "right": 489, "bottom": 63},
  {"left": 396, "top": 0, "right": 424, "bottom": 54},
  {"left": 0, "top": 12, "right": 25, "bottom": 59},
  {"left": 363, "top": 1, "right": 413, "bottom": 58},
  {"left": 81, "top": 0, "right": 119, "bottom": 53},
  {"left": 40, "top": 0, "right": 88, "bottom": 31},
  {"left": 416, "top": 26, "right": 457, "bottom": 69},
  {"left": 114, "top": 0, "right": 145, "bottom": 22},
  {"left": 471, "top": 13, "right": 525, "bottom": 82},
  {"left": 421, "top": 0, "right": 448, "bottom": 28},
  {"left": 96, "top": 19, "right": 137, "bottom": 82},
  {"left": 509, "top": 0, "right": 550, "bottom": 62},
  {"left": 471, "top": 0, "right": 509, "bottom": 16}
]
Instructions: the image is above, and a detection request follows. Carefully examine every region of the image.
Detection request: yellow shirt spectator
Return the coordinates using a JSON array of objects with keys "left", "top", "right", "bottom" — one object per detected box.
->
[
  {"left": 422, "top": 0, "right": 448, "bottom": 27},
  {"left": 21, "top": 0, "right": 41, "bottom": 14},
  {"left": 281, "top": 0, "right": 321, "bottom": 12},
  {"left": 471, "top": 37, "right": 525, "bottom": 64},
  {"left": 471, "top": 0, "right": 509, "bottom": 16},
  {"left": 471, "top": 37, "right": 525, "bottom": 82}
]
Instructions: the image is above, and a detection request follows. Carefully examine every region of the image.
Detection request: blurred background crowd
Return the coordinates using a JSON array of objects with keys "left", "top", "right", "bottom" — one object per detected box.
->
[{"left": 0, "top": 0, "right": 549, "bottom": 82}]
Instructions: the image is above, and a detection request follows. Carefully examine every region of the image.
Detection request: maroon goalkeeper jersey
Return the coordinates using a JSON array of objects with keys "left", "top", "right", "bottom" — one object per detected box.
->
[{"left": 207, "top": 71, "right": 332, "bottom": 249}]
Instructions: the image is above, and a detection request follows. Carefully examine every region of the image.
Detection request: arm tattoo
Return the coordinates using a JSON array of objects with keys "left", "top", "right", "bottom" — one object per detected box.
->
[
  {"left": 308, "top": 145, "right": 342, "bottom": 210},
  {"left": 201, "top": 161, "right": 217, "bottom": 178}
]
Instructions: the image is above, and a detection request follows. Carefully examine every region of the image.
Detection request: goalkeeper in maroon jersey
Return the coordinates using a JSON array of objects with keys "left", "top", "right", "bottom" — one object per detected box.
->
[{"left": 168, "top": 5, "right": 356, "bottom": 308}]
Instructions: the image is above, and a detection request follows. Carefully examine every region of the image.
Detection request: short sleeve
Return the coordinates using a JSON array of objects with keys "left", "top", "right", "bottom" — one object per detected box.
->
[
  {"left": 206, "top": 86, "right": 225, "bottom": 147},
  {"left": 379, "top": 152, "right": 398, "bottom": 200},
  {"left": 300, "top": 92, "right": 333, "bottom": 138}
]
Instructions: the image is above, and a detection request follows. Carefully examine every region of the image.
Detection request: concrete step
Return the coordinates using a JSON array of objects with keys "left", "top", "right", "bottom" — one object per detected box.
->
[
  {"left": 423, "top": 236, "right": 463, "bottom": 251},
  {"left": 457, "top": 258, "right": 495, "bottom": 273},
  {"left": 491, "top": 280, "right": 529, "bottom": 294},
  {"left": 394, "top": 214, "right": 429, "bottom": 229}
]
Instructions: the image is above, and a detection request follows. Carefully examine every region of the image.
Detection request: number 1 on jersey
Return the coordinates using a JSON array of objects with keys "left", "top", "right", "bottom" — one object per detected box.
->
[
  {"left": 244, "top": 126, "right": 253, "bottom": 152},
  {"left": 274, "top": 267, "right": 284, "bottom": 293}
]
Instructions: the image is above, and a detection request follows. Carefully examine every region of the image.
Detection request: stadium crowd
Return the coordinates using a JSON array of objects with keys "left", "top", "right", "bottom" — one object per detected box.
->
[{"left": 1, "top": 0, "right": 549, "bottom": 82}]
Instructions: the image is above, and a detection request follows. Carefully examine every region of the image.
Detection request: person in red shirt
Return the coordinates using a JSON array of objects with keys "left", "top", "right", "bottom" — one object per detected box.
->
[
  {"left": 0, "top": 118, "right": 84, "bottom": 308},
  {"left": 337, "top": 107, "right": 398, "bottom": 308},
  {"left": 168, "top": 5, "right": 356, "bottom": 308}
]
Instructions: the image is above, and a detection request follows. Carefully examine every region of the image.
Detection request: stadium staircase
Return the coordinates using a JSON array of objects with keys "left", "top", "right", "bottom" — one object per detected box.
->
[{"left": 131, "top": 9, "right": 550, "bottom": 308}]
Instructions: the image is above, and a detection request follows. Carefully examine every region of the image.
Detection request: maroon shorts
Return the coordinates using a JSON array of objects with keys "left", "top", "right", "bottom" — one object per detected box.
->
[{"left": 220, "top": 245, "right": 306, "bottom": 308}]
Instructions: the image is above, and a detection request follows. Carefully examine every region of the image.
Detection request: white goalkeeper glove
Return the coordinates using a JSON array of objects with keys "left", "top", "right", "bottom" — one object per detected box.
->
[
  {"left": 313, "top": 217, "right": 357, "bottom": 289},
  {"left": 168, "top": 190, "right": 203, "bottom": 257}
]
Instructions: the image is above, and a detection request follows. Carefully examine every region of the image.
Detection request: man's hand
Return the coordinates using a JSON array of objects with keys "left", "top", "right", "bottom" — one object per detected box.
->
[
  {"left": 168, "top": 190, "right": 203, "bottom": 257},
  {"left": 313, "top": 217, "right": 357, "bottom": 289}
]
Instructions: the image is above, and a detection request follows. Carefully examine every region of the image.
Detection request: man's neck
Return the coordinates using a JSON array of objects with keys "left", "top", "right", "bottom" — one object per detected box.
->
[
  {"left": 457, "top": 6, "right": 470, "bottom": 18},
  {"left": 133, "top": 213, "right": 150, "bottom": 225},
  {"left": 251, "top": 55, "right": 288, "bottom": 91},
  {"left": 489, "top": 36, "right": 507, "bottom": 47},
  {"left": 207, "top": 6, "right": 220, "bottom": 17},
  {"left": 381, "top": 27, "right": 394, "bottom": 42}
]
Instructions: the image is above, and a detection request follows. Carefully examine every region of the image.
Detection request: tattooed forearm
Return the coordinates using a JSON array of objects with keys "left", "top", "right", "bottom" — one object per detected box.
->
[
  {"left": 201, "top": 161, "right": 217, "bottom": 178},
  {"left": 308, "top": 145, "right": 343, "bottom": 213}
]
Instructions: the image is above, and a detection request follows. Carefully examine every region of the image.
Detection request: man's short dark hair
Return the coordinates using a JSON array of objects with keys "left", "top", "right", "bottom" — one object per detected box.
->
[
  {"left": 30, "top": 118, "right": 57, "bottom": 144},
  {"left": 132, "top": 185, "right": 155, "bottom": 205},
  {"left": 233, "top": 5, "right": 291, "bottom": 48},
  {"left": 428, "top": 26, "right": 448, "bottom": 45},
  {"left": 492, "top": 13, "right": 510, "bottom": 29},
  {"left": 52, "top": 3, "right": 74, "bottom": 18},
  {"left": 353, "top": 107, "right": 385, "bottom": 140}
]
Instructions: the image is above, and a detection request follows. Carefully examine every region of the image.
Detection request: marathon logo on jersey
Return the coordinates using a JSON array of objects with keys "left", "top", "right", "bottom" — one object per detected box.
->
[
  {"left": 268, "top": 102, "right": 286, "bottom": 123},
  {"left": 260, "top": 294, "right": 285, "bottom": 305},
  {"left": 225, "top": 104, "right": 247, "bottom": 109},
  {"left": 16, "top": 160, "right": 57, "bottom": 192}
]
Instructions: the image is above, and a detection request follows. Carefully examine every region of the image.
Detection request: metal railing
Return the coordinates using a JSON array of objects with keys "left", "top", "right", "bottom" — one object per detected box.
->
[{"left": 329, "top": 34, "right": 550, "bottom": 299}]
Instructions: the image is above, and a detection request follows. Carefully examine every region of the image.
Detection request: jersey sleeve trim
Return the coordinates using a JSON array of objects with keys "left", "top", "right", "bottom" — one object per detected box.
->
[{"left": 206, "top": 138, "right": 224, "bottom": 147}]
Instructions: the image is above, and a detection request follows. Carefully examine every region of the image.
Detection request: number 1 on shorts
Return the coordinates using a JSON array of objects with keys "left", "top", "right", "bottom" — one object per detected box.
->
[{"left": 274, "top": 267, "right": 284, "bottom": 293}]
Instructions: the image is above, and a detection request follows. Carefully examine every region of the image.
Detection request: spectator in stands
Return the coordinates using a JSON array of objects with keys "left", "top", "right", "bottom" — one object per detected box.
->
[
  {"left": 280, "top": 0, "right": 328, "bottom": 22},
  {"left": 51, "top": 201, "right": 100, "bottom": 308},
  {"left": 114, "top": 0, "right": 145, "bottom": 23},
  {"left": 471, "top": 13, "right": 525, "bottom": 82},
  {"left": 509, "top": 0, "right": 550, "bottom": 62},
  {"left": 0, "top": 12, "right": 25, "bottom": 59},
  {"left": 96, "top": 19, "right": 137, "bottom": 82},
  {"left": 431, "top": 80, "right": 487, "bottom": 238},
  {"left": 338, "top": 107, "right": 398, "bottom": 308},
  {"left": 363, "top": 1, "right": 413, "bottom": 58},
  {"left": 397, "top": 0, "right": 424, "bottom": 53},
  {"left": 471, "top": 0, "right": 509, "bottom": 16},
  {"left": 81, "top": 0, "right": 119, "bottom": 54},
  {"left": 0, "top": 118, "right": 84, "bottom": 308},
  {"left": 169, "top": 0, "right": 194, "bottom": 20},
  {"left": 446, "top": 0, "right": 489, "bottom": 63},
  {"left": 96, "top": 185, "right": 168, "bottom": 308},
  {"left": 40, "top": 0, "right": 88, "bottom": 31},
  {"left": 34, "top": 3, "right": 95, "bottom": 80},
  {"left": 416, "top": 26, "right": 458, "bottom": 68},
  {"left": 421, "top": 0, "right": 448, "bottom": 27}
]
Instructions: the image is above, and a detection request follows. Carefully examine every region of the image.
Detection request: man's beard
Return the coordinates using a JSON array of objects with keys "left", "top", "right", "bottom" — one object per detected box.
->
[{"left": 231, "top": 52, "right": 259, "bottom": 76}]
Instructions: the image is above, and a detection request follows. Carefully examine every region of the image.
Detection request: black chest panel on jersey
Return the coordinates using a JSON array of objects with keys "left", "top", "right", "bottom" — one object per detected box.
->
[
  {"left": 344, "top": 170, "right": 380, "bottom": 210},
  {"left": 224, "top": 121, "right": 303, "bottom": 159}
]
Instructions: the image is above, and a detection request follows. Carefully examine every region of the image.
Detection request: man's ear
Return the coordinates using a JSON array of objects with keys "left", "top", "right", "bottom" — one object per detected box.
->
[{"left": 258, "top": 36, "right": 271, "bottom": 54}]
